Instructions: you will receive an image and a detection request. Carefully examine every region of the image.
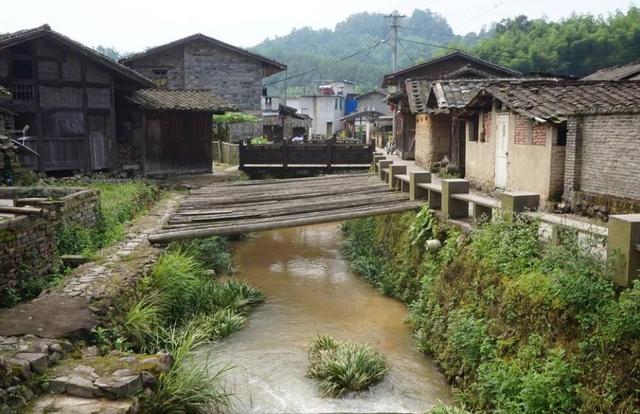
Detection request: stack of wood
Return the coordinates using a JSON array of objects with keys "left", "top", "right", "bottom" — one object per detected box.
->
[{"left": 149, "top": 173, "right": 423, "bottom": 243}]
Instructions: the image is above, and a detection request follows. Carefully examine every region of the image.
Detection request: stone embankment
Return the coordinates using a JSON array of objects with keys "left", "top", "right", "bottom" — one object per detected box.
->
[{"left": 0, "top": 193, "right": 182, "bottom": 414}]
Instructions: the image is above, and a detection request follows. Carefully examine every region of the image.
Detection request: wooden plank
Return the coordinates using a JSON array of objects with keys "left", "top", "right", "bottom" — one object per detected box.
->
[{"left": 0, "top": 206, "right": 44, "bottom": 215}]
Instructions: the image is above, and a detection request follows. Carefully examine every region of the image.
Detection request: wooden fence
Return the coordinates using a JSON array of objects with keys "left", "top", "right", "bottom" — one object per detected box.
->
[
  {"left": 212, "top": 141, "right": 239, "bottom": 165},
  {"left": 239, "top": 141, "right": 374, "bottom": 170}
]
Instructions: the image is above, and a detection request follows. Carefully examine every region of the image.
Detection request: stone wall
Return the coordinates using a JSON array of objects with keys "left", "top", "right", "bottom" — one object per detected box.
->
[
  {"left": 564, "top": 113, "right": 640, "bottom": 205},
  {"left": 0, "top": 188, "right": 100, "bottom": 292},
  {"left": 414, "top": 114, "right": 451, "bottom": 170}
]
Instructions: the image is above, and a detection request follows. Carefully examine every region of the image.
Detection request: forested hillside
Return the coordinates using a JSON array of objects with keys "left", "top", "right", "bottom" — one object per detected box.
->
[
  {"left": 252, "top": 10, "right": 491, "bottom": 94},
  {"left": 253, "top": 7, "right": 640, "bottom": 94}
]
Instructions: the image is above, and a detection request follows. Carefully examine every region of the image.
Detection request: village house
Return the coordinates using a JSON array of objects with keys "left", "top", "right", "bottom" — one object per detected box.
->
[
  {"left": 261, "top": 96, "right": 311, "bottom": 141},
  {"left": 116, "top": 88, "right": 236, "bottom": 175},
  {"left": 0, "top": 25, "right": 155, "bottom": 173},
  {"left": 459, "top": 80, "right": 640, "bottom": 210},
  {"left": 120, "top": 33, "right": 286, "bottom": 141},
  {"left": 287, "top": 80, "right": 356, "bottom": 137},
  {"left": 381, "top": 51, "right": 521, "bottom": 160}
]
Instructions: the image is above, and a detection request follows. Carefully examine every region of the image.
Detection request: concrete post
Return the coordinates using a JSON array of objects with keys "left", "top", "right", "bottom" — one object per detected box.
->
[
  {"left": 373, "top": 155, "right": 386, "bottom": 172},
  {"left": 442, "top": 179, "right": 470, "bottom": 219},
  {"left": 608, "top": 214, "right": 640, "bottom": 287},
  {"left": 428, "top": 188, "right": 441, "bottom": 210},
  {"left": 389, "top": 165, "right": 407, "bottom": 190},
  {"left": 500, "top": 192, "right": 540, "bottom": 213},
  {"left": 473, "top": 204, "right": 493, "bottom": 222},
  {"left": 378, "top": 160, "right": 393, "bottom": 181},
  {"left": 409, "top": 171, "right": 431, "bottom": 201}
]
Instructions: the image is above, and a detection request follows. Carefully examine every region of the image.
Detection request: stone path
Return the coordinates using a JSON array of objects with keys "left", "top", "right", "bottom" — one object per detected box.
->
[{"left": 0, "top": 192, "right": 182, "bottom": 339}]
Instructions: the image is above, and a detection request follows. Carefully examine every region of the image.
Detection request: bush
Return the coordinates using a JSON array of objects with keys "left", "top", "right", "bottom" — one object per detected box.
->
[
  {"left": 139, "top": 322, "right": 231, "bottom": 414},
  {"left": 341, "top": 211, "right": 640, "bottom": 413},
  {"left": 306, "top": 335, "right": 388, "bottom": 397},
  {"left": 172, "top": 236, "right": 234, "bottom": 275}
]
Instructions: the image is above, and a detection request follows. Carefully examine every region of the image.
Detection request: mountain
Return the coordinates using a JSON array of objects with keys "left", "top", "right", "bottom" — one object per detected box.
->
[{"left": 252, "top": 9, "right": 491, "bottom": 95}]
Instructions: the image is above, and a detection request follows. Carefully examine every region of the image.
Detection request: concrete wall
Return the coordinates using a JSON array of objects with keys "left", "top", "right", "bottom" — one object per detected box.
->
[
  {"left": 295, "top": 96, "right": 345, "bottom": 136},
  {"left": 356, "top": 93, "right": 391, "bottom": 115},
  {"left": 465, "top": 109, "right": 563, "bottom": 200},
  {"left": 565, "top": 113, "right": 640, "bottom": 202},
  {"left": 414, "top": 114, "right": 451, "bottom": 169},
  {"left": 0, "top": 188, "right": 100, "bottom": 292}
]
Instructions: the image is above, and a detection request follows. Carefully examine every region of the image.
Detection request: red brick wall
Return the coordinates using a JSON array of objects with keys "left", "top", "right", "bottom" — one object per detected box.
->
[
  {"left": 481, "top": 112, "right": 492, "bottom": 142},
  {"left": 514, "top": 115, "right": 532, "bottom": 144},
  {"left": 532, "top": 123, "right": 547, "bottom": 146}
]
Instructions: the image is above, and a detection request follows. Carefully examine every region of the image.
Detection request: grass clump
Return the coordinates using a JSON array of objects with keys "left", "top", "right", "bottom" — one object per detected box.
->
[
  {"left": 306, "top": 335, "right": 388, "bottom": 397},
  {"left": 56, "top": 181, "right": 158, "bottom": 256},
  {"left": 342, "top": 211, "right": 640, "bottom": 413}
]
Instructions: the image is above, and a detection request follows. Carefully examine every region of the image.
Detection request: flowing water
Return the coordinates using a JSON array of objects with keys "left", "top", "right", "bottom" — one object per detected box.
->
[{"left": 200, "top": 223, "right": 451, "bottom": 413}]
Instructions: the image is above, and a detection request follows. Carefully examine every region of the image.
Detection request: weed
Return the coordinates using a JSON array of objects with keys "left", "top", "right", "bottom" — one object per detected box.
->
[{"left": 306, "top": 335, "right": 388, "bottom": 397}]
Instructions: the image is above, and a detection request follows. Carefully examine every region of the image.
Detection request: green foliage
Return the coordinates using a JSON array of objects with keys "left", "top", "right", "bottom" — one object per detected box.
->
[
  {"left": 213, "top": 112, "right": 259, "bottom": 124},
  {"left": 473, "top": 8, "right": 640, "bottom": 77},
  {"left": 171, "top": 236, "right": 234, "bottom": 275},
  {"left": 139, "top": 322, "right": 232, "bottom": 414},
  {"left": 427, "top": 405, "right": 472, "bottom": 414},
  {"left": 306, "top": 335, "right": 388, "bottom": 397},
  {"left": 409, "top": 206, "right": 436, "bottom": 247},
  {"left": 341, "top": 211, "right": 640, "bottom": 413},
  {"left": 250, "top": 136, "right": 272, "bottom": 144},
  {"left": 56, "top": 181, "right": 158, "bottom": 256}
]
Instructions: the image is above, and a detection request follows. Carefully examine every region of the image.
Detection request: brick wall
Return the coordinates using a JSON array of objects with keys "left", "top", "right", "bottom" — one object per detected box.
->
[
  {"left": 564, "top": 113, "right": 640, "bottom": 204},
  {"left": 532, "top": 123, "right": 547, "bottom": 146},
  {"left": 0, "top": 188, "right": 100, "bottom": 292},
  {"left": 514, "top": 115, "right": 532, "bottom": 144}
]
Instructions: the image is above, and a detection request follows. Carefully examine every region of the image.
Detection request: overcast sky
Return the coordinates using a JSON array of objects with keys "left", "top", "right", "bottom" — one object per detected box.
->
[{"left": 1, "top": 0, "right": 636, "bottom": 53}]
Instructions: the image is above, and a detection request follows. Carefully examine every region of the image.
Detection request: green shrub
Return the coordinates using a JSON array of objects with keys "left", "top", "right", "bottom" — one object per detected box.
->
[
  {"left": 428, "top": 405, "right": 472, "bottom": 414},
  {"left": 341, "top": 210, "right": 640, "bottom": 414},
  {"left": 171, "top": 236, "right": 233, "bottom": 275},
  {"left": 140, "top": 322, "right": 231, "bottom": 414},
  {"left": 306, "top": 335, "right": 388, "bottom": 397}
]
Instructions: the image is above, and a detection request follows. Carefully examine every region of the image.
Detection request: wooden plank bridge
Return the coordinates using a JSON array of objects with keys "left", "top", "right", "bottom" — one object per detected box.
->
[{"left": 148, "top": 173, "right": 422, "bottom": 243}]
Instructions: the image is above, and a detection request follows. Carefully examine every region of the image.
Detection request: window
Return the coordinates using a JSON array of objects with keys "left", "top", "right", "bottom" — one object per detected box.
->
[
  {"left": 556, "top": 121, "right": 567, "bottom": 146},
  {"left": 12, "top": 59, "right": 33, "bottom": 79},
  {"left": 151, "top": 68, "right": 168, "bottom": 87},
  {"left": 335, "top": 98, "right": 338, "bottom": 110},
  {"left": 467, "top": 114, "right": 480, "bottom": 142},
  {"left": 339, "top": 99, "right": 343, "bottom": 110}
]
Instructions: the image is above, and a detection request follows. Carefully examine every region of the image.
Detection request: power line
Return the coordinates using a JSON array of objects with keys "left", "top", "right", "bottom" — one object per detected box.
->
[
  {"left": 264, "top": 40, "right": 385, "bottom": 87},
  {"left": 397, "top": 39, "right": 418, "bottom": 65},
  {"left": 385, "top": 11, "right": 406, "bottom": 71},
  {"left": 397, "top": 37, "right": 464, "bottom": 53}
]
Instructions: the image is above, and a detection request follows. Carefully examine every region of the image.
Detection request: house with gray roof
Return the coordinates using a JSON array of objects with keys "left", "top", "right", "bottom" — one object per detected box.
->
[
  {"left": 120, "top": 33, "right": 287, "bottom": 141},
  {"left": 581, "top": 60, "right": 640, "bottom": 81},
  {"left": 461, "top": 80, "right": 640, "bottom": 209},
  {"left": 0, "top": 24, "right": 155, "bottom": 172}
]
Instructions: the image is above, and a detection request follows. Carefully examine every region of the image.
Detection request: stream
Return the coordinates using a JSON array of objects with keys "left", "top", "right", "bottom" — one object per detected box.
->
[{"left": 200, "top": 223, "right": 451, "bottom": 413}]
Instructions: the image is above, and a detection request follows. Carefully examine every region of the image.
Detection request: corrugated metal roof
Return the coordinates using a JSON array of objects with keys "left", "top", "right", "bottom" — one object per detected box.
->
[{"left": 127, "top": 89, "right": 238, "bottom": 112}]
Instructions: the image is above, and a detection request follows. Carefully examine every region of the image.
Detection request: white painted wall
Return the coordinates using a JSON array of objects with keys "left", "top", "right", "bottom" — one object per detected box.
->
[{"left": 288, "top": 95, "right": 344, "bottom": 135}]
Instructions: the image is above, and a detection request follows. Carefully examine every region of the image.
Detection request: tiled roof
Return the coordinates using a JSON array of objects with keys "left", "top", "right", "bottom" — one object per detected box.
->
[
  {"left": 382, "top": 51, "right": 521, "bottom": 86},
  {"left": 120, "top": 33, "right": 286, "bottom": 76},
  {"left": 127, "top": 89, "right": 238, "bottom": 112},
  {"left": 340, "top": 110, "right": 386, "bottom": 122},
  {"left": 581, "top": 61, "right": 640, "bottom": 81},
  {"left": 469, "top": 80, "right": 640, "bottom": 121},
  {"left": 0, "top": 25, "right": 154, "bottom": 87}
]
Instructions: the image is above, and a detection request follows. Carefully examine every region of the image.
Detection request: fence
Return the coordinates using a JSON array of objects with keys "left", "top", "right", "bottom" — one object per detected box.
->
[
  {"left": 239, "top": 141, "right": 374, "bottom": 170},
  {"left": 212, "top": 141, "right": 239, "bottom": 166}
]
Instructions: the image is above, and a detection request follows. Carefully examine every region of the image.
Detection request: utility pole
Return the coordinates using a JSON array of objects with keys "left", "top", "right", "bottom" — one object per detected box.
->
[{"left": 385, "top": 10, "right": 405, "bottom": 71}]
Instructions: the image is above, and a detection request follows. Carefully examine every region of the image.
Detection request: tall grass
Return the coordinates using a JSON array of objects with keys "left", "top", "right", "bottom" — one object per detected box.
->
[
  {"left": 306, "top": 335, "right": 388, "bottom": 397},
  {"left": 140, "top": 323, "right": 231, "bottom": 414}
]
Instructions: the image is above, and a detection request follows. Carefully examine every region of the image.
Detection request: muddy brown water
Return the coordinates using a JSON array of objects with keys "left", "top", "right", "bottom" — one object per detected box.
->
[{"left": 200, "top": 223, "right": 451, "bottom": 413}]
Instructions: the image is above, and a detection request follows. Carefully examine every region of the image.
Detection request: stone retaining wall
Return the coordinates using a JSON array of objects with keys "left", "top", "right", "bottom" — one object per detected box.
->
[{"left": 0, "top": 188, "right": 100, "bottom": 292}]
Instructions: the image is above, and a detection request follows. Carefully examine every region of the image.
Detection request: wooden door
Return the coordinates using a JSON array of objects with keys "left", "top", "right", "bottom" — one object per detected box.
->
[
  {"left": 495, "top": 114, "right": 509, "bottom": 189},
  {"left": 89, "top": 114, "right": 111, "bottom": 170}
]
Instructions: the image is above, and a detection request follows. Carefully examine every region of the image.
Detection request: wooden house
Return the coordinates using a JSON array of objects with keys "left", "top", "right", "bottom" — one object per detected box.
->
[
  {"left": 0, "top": 25, "right": 155, "bottom": 173},
  {"left": 117, "top": 88, "right": 237, "bottom": 176},
  {"left": 381, "top": 51, "right": 521, "bottom": 161},
  {"left": 262, "top": 104, "right": 311, "bottom": 141},
  {"left": 120, "top": 33, "right": 286, "bottom": 141}
]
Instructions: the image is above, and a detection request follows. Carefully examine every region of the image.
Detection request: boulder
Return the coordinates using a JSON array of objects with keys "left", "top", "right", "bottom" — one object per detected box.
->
[
  {"left": 94, "top": 370, "right": 142, "bottom": 398},
  {"left": 13, "top": 353, "right": 48, "bottom": 374},
  {"left": 7, "top": 359, "right": 30, "bottom": 380},
  {"left": 28, "top": 395, "right": 138, "bottom": 414},
  {"left": 65, "top": 375, "right": 100, "bottom": 399}
]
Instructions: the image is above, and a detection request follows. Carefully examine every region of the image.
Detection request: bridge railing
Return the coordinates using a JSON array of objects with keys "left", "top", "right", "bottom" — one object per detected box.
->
[{"left": 239, "top": 141, "right": 374, "bottom": 170}]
